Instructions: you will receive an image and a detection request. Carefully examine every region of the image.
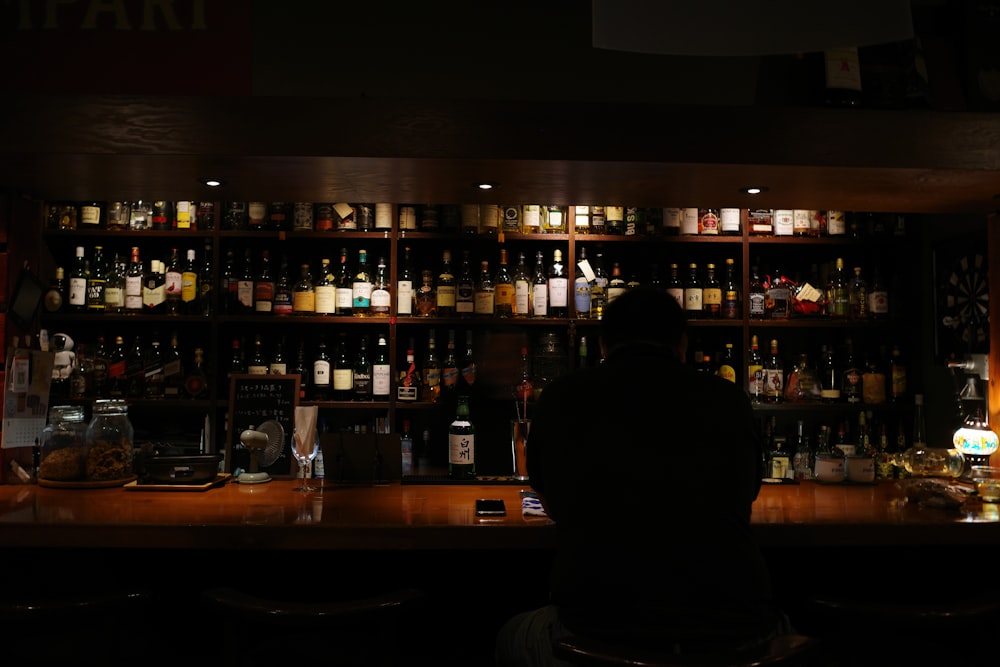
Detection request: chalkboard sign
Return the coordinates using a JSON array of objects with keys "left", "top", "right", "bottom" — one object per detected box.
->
[{"left": 225, "top": 374, "right": 300, "bottom": 475}]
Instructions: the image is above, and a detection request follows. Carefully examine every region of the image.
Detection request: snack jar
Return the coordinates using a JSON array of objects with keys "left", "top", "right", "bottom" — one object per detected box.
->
[
  {"left": 38, "top": 405, "right": 88, "bottom": 482},
  {"left": 84, "top": 399, "right": 135, "bottom": 481}
]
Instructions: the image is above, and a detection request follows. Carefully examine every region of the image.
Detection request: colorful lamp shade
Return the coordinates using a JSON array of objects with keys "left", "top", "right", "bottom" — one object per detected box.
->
[{"left": 953, "top": 409, "right": 1000, "bottom": 458}]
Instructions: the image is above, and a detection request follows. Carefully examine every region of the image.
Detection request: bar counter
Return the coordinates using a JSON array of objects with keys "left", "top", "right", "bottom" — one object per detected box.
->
[{"left": 2, "top": 478, "right": 999, "bottom": 551}]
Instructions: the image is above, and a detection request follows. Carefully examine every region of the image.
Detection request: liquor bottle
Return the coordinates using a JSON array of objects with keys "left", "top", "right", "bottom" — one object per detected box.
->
[
  {"left": 589, "top": 251, "right": 608, "bottom": 320},
  {"left": 720, "top": 208, "right": 741, "bottom": 235},
  {"left": 332, "top": 333, "right": 354, "bottom": 399},
  {"left": 516, "top": 345, "right": 533, "bottom": 408},
  {"left": 849, "top": 265, "right": 868, "bottom": 320},
  {"left": 717, "top": 343, "right": 737, "bottom": 383},
  {"left": 370, "top": 256, "right": 391, "bottom": 317},
  {"left": 889, "top": 344, "right": 907, "bottom": 403},
  {"left": 247, "top": 201, "right": 266, "bottom": 230},
  {"left": 397, "top": 246, "right": 415, "bottom": 316},
  {"left": 763, "top": 338, "right": 783, "bottom": 403},
  {"left": 91, "top": 336, "right": 109, "bottom": 398},
  {"left": 665, "top": 262, "right": 683, "bottom": 308},
  {"left": 785, "top": 353, "right": 822, "bottom": 402},
  {"left": 220, "top": 249, "right": 237, "bottom": 314},
  {"left": 79, "top": 200, "right": 103, "bottom": 228},
  {"left": 702, "top": 262, "right": 722, "bottom": 318},
  {"left": 183, "top": 347, "right": 209, "bottom": 399},
  {"left": 442, "top": 329, "right": 459, "bottom": 394},
  {"left": 683, "top": 263, "right": 703, "bottom": 318},
  {"left": 875, "top": 421, "right": 895, "bottom": 480},
  {"left": 125, "top": 335, "right": 145, "bottom": 398},
  {"left": 578, "top": 335, "right": 589, "bottom": 369},
  {"left": 748, "top": 264, "right": 766, "bottom": 319},
  {"left": 513, "top": 251, "right": 531, "bottom": 318},
  {"left": 104, "top": 253, "right": 126, "bottom": 314},
  {"left": 830, "top": 257, "right": 850, "bottom": 318},
  {"left": 868, "top": 266, "right": 890, "bottom": 320},
  {"left": 543, "top": 205, "right": 566, "bottom": 234},
  {"left": 44, "top": 266, "right": 66, "bottom": 313},
  {"left": 400, "top": 419, "right": 414, "bottom": 477},
  {"left": 819, "top": 344, "right": 841, "bottom": 402},
  {"left": 766, "top": 434, "right": 792, "bottom": 480},
  {"left": 824, "top": 47, "right": 863, "bottom": 107},
  {"left": 456, "top": 249, "right": 476, "bottom": 316},
  {"left": 912, "top": 393, "right": 928, "bottom": 447},
  {"left": 236, "top": 248, "right": 254, "bottom": 312},
  {"left": 180, "top": 248, "right": 199, "bottom": 314},
  {"left": 293, "top": 341, "right": 310, "bottom": 401},
  {"left": 841, "top": 338, "right": 863, "bottom": 404},
  {"left": 474, "top": 260, "right": 495, "bottom": 317},
  {"left": 143, "top": 337, "right": 165, "bottom": 399},
  {"left": 335, "top": 248, "right": 353, "bottom": 316},
  {"left": 531, "top": 250, "right": 548, "bottom": 318},
  {"left": 269, "top": 337, "right": 287, "bottom": 375},
  {"left": 547, "top": 249, "right": 568, "bottom": 317},
  {"left": 353, "top": 334, "right": 373, "bottom": 401},
  {"left": 448, "top": 395, "right": 476, "bottom": 479},
  {"left": 292, "top": 263, "right": 316, "bottom": 315},
  {"left": 151, "top": 201, "right": 171, "bottom": 230},
  {"left": 253, "top": 249, "right": 275, "bottom": 313},
  {"left": 494, "top": 248, "right": 515, "bottom": 318},
  {"left": 422, "top": 330, "right": 442, "bottom": 403},
  {"left": 351, "top": 248, "right": 373, "bottom": 317},
  {"left": 721, "top": 258, "right": 741, "bottom": 319},
  {"left": 766, "top": 269, "right": 791, "bottom": 320},
  {"left": 372, "top": 334, "right": 392, "bottom": 400},
  {"left": 247, "top": 335, "right": 268, "bottom": 375},
  {"left": 861, "top": 353, "right": 887, "bottom": 405},
  {"left": 312, "top": 336, "right": 332, "bottom": 400},
  {"left": 107, "top": 335, "right": 127, "bottom": 398},
  {"left": 436, "top": 249, "right": 456, "bottom": 316},
  {"left": 306, "top": 258, "right": 330, "bottom": 315},
  {"left": 397, "top": 339, "right": 420, "bottom": 402},
  {"left": 271, "top": 254, "right": 293, "bottom": 316},
  {"left": 573, "top": 245, "right": 592, "bottom": 319},
  {"left": 590, "top": 205, "right": 607, "bottom": 234},
  {"left": 415, "top": 269, "right": 436, "bottom": 317},
  {"left": 791, "top": 420, "right": 813, "bottom": 480},
  {"left": 142, "top": 259, "right": 166, "bottom": 314},
  {"left": 607, "top": 262, "right": 627, "bottom": 304},
  {"left": 163, "top": 333, "right": 184, "bottom": 398},
  {"left": 521, "top": 204, "right": 542, "bottom": 234},
  {"left": 68, "top": 245, "right": 88, "bottom": 312},
  {"left": 605, "top": 206, "right": 624, "bottom": 235},
  {"left": 461, "top": 330, "right": 477, "bottom": 391},
  {"left": 573, "top": 205, "right": 590, "bottom": 235},
  {"left": 163, "top": 247, "right": 183, "bottom": 314},
  {"left": 228, "top": 337, "right": 246, "bottom": 380},
  {"left": 86, "top": 245, "right": 107, "bottom": 312}
]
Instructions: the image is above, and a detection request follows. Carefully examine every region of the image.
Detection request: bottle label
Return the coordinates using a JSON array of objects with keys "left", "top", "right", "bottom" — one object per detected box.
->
[
  {"left": 293, "top": 290, "right": 315, "bottom": 313},
  {"left": 698, "top": 210, "right": 719, "bottom": 235},
  {"left": 333, "top": 368, "right": 352, "bottom": 391},
  {"left": 313, "top": 360, "right": 330, "bottom": 387},
  {"left": 313, "top": 285, "right": 334, "bottom": 314},
  {"left": 273, "top": 290, "right": 293, "bottom": 315},
  {"left": 397, "top": 280, "right": 413, "bottom": 314},
  {"left": 532, "top": 284, "right": 547, "bottom": 316},
  {"left": 80, "top": 204, "right": 100, "bottom": 225},
  {"left": 869, "top": 290, "right": 889, "bottom": 314},
  {"left": 747, "top": 364, "right": 764, "bottom": 398},
  {"left": 548, "top": 277, "right": 568, "bottom": 308},
  {"left": 449, "top": 430, "right": 474, "bottom": 465},
  {"left": 437, "top": 285, "right": 456, "bottom": 308},
  {"left": 574, "top": 277, "right": 591, "bottom": 314},
  {"left": 352, "top": 282, "right": 372, "bottom": 309},
  {"left": 371, "top": 287, "right": 391, "bottom": 312},
  {"left": 104, "top": 286, "right": 124, "bottom": 309},
  {"left": 335, "top": 287, "right": 353, "bottom": 311},
  {"left": 69, "top": 277, "right": 87, "bottom": 306},
  {"left": 720, "top": 208, "right": 741, "bottom": 233},
  {"left": 684, "top": 289, "right": 702, "bottom": 312},
  {"left": 373, "top": 365, "right": 391, "bottom": 396},
  {"left": 827, "top": 210, "right": 846, "bottom": 235},
  {"left": 765, "top": 369, "right": 784, "bottom": 398},
  {"left": 522, "top": 205, "right": 541, "bottom": 230}
]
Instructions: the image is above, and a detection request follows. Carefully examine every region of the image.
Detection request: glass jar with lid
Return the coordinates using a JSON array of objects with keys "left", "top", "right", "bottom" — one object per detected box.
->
[
  {"left": 84, "top": 399, "right": 135, "bottom": 481},
  {"left": 38, "top": 405, "right": 88, "bottom": 482}
]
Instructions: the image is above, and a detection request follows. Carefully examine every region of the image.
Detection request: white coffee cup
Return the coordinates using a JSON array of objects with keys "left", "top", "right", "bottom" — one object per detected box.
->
[{"left": 814, "top": 455, "right": 845, "bottom": 483}]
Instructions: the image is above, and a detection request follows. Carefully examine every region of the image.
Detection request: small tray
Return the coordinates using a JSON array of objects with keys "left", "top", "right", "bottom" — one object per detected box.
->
[
  {"left": 38, "top": 475, "right": 137, "bottom": 489},
  {"left": 125, "top": 473, "right": 231, "bottom": 491}
]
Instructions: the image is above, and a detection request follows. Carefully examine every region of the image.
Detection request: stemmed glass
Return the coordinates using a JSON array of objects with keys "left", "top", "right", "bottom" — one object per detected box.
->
[{"left": 291, "top": 427, "right": 320, "bottom": 492}]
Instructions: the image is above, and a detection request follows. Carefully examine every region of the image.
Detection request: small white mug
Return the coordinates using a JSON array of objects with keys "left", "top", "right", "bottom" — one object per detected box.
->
[{"left": 814, "top": 455, "right": 845, "bottom": 483}]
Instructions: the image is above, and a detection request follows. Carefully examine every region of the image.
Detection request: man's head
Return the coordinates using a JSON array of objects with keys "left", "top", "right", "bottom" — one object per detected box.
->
[{"left": 600, "top": 287, "right": 688, "bottom": 360}]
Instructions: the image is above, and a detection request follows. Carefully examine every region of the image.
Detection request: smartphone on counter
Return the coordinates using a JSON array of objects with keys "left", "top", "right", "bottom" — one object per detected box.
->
[{"left": 475, "top": 498, "right": 506, "bottom": 516}]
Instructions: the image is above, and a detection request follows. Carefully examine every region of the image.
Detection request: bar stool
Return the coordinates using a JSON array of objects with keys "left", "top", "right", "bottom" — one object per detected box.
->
[
  {"left": 552, "top": 633, "right": 823, "bottom": 667},
  {"left": 202, "top": 586, "right": 424, "bottom": 667}
]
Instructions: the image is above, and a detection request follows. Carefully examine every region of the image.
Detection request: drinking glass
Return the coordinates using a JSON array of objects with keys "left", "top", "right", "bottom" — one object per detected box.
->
[{"left": 292, "top": 428, "right": 320, "bottom": 492}]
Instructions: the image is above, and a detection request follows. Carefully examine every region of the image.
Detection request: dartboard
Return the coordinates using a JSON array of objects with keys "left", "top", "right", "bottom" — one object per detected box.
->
[{"left": 941, "top": 252, "right": 989, "bottom": 353}]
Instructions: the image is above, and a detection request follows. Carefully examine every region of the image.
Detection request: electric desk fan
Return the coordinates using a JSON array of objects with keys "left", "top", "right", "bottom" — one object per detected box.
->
[{"left": 237, "top": 420, "right": 285, "bottom": 484}]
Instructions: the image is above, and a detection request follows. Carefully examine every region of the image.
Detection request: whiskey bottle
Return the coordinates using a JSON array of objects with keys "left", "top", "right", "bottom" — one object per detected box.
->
[
  {"left": 228, "top": 337, "right": 246, "bottom": 380},
  {"left": 184, "top": 348, "right": 209, "bottom": 399},
  {"left": 105, "top": 254, "right": 126, "bottom": 314},
  {"left": 830, "top": 257, "right": 850, "bottom": 318},
  {"left": 460, "top": 330, "right": 477, "bottom": 391},
  {"left": 589, "top": 251, "right": 608, "bottom": 320},
  {"left": 164, "top": 247, "right": 183, "bottom": 315},
  {"left": 400, "top": 419, "right": 414, "bottom": 476},
  {"left": 422, "top": 330, "right": 442, "bottom": 403},
  {"left": 494, "top": 248, "right": 515, "bottom": 318},
  {"left": 747, "top": 335, "right": 764, "bottom": 402},
  {"left": 436, "top": 249, "right": 456, "bottom": 316},
  {"left": 142, "top": 259, "right": 166, "bottom": 314},
  {"left": 442, "top": 329, "right": 459, "bottom": 394},
  {"left": 143, "top": 337, "right": 165, "bottom": 399},
  {"left": 415, "top": 270, "right": 436, "bottom": 317},
  {"left": 702, "top": 262, "right": 722, "bottom": 318},
  {"left": 573, "top": 245, "right": 592, "bottom": 320},
  {"left": 334, "top": 248, "right": 353, "bottom": 316},
  {"left": 180, "top": 248, "right": 199, "bottom": 315},
  {"left": 397, "top": 339, "right": 420, "bottom": 402},
  {"left": 721, "top": 258, "right": 741, "bottom": 319},
  {"left": 819, "top": 344, "right": 841, "bottom": 402},
  {"left": 247, "top": 335, "right": 268, "bottom": 375},
  {"left": 513, "top": 251, "right": 531, "bottom": 318},
  {"left": 748, "top": 264, "right": 766, "bottom": 320},
  {"left": 607, "top": 262, "right": 627, "bottom": 304},
  {"left": 868, "top": 267, "right": 890, "bottom": 319},
  {"left": 841, "top": 339, "right": 863, "bottom": 404},
  {"left": 236, "top": 248, "right": 255, "bottom": 312},
  {"left": 353, "top": 335, "right": 373, "bottom": 401},
  {"left": 372, "top": 334, "right": 392, "bottom": 400},
  {"left": 68, "top": 246, "right": 88, "bottom": 312},
  {"left": 351, "top": 249, "right": 373, "bottom": 317},
  {"left": 474, "top": 260, "right": 495, "bottom": 317},
  {"left": 547, "top": 249, "right": 568, "bottom": 317},
  {"left": 293, "top": 341, "right": 310, "bottom": 401},
  {"left": 107, "top": 335, "right": 128, "bottom": 398},
  {"left": 163, "top": 333, "right": 184, "bottom": 399},
  {"left": 717, "top": 343, "right": 737, "bottom": 383},
  {"left": 253, "top": 249, "right": 275, "bottom": 313},
  {"left": 86, "top": 245, "right": 107, "bottom": 313},
  {"left": 531, "top": 250, "right": 548, "bottom": 318},
  {"left": 269, "top": 338, "right": 287, "bottom": 375},
  {"left": 370, "top": 256, "right": 391, "bottom": 317},
  {"left": 273, "top": 254, "right": 293, "bottom": 316},
  {"left": 605, "top": 206, "right": 624, "bottom": 235},
  {"left": 889, "top": 344, "right": 907, "bottom": 403},
  {"left": 849, "top": 265, "right": 868, "bottom": 320},
  {"left": 397, "top": 246, "right": 415, "bottom": 316},
  {"left": 332, "top": 333, "right": 354, "bottom": 399},
  {"left": 456, "top": 249, "right": 476, "bottom": 316},
  {"left": 312, "top": 258, "right": 334, "bottom": 315},
  {"left": 125, "top": 335, "right": 145, "bottom": 398},
  {"left": 220, "top": 249, "right": 237, "bottom": 314},
  {"left": 763, "top": 338, "right": 784, "bottom": 403},
  {"left": 312, "top": 337, "right": 332, "bottom": 400},
  {"left": 292, "top": 263, "right": 316, "bottom": 315},
  {"left": 683, "top": 263, "right": 703, "bottom": 318},
  {"left": 665, "top": 262, "right": 683, "bottom": 308},
  {"left": 44, "top": 266, "right": 66, "bottom": 313},
  {"left": 448, "top": 395, "right": 476, "bottom": 479}
]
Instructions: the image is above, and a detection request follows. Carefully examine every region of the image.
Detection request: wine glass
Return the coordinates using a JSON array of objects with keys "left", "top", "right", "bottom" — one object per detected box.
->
[{"left": 291, "top": 427, "right": 320, "bottom": 492}]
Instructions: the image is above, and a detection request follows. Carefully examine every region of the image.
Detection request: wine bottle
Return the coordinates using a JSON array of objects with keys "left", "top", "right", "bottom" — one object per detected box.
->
[
  {"left": 456, "top": 249, "right": 476, "bottom": 317},
  {"left": 247, "top": 335, "right": 268, "bottom": 375},
  {"left": 474, "top": 260, "right": 494, "bottom": 317},
  {"left": 372, "top": 334, "right": 391, "bottom": 400},
  {"left": 273, "top": 254, "right": 293, "bottom": 316},
  {"left": 68, "top": 245, "right": 88, "bottom": 312},
  {"left": 332, "top": 333, "right": 354, "bottom": 400},
  {"left": 397, "top": 339, "right": 420, "bottom": 402},
  {"left": 547, "top": 249, "right": 568, "bottom": 317},
  {"left": 494, "top": 248, "right": 514, "bottom": 318},
  {"left": 164, "top": 247, "right": 183, "bottom": 315},
  {"left": 180, "top": 248, "right": 199, "bottom": 315},
  {"left": 293, "top": 263, "right": 316, "bottom": 315}
]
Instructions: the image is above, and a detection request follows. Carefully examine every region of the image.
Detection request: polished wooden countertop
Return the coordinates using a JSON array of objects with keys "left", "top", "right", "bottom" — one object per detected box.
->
[{"left": 1, "top": 478, "right": 998, "bottom": 551}]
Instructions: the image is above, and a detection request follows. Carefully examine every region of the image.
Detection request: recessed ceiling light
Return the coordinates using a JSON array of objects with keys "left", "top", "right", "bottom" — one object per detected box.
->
[
  {"left": 201, "top": 178, "right": 224, "bottom": 187},
  {"left": 475, "top": 182, "right": 499, "bottom": 190},
  {"left": 741, "top": 186, "right": 768, "bottom": 195}
]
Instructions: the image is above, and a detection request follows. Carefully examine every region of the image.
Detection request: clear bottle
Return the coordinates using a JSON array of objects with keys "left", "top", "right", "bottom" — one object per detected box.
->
[
  {"left": 332, "top": 333, "right": 354, "bottom": 400},
  {"left": 370, "top": 256, "right": 391, "bottom": 317},
  {"left": 767, "top": 435, "right": 792, "bottom": 480},
  {"left": 84, "top": 399, "right": 134, "bottom": 481},
  {"left": 683, "top": 262, "right": 703, "bottom": 318},
  {"left": 474, "top": 260, "right": 495, "bottom": 316},
  {"left": 513, "top": 251, "right": 532, "bottom": 318},
  {"left": 313, "top": 258, "right": 335, "bottom": 315},
  {"left": 764, "top": 338, "right": 784, "bottom": 403},
  {"left": 372, "top": 334, "right": 392, "bottom": 400},
  {"left": 422, "top": 330, "right": 442, "bottom": 403},
  {"left": 494, "top": 248, "right": 515, "bottom": 318},
  {"left": 351, "top": 249, "right": 373, "bottom": 317},
  {"left": 436, "top": 249, "right": 456, "bottom": 316},
  {"left": 448, "top": 395, "right": 476, "bottom": 479},
  {"left": 543, "top": 205, "right": 566, "bottom": 234},
  {"left": 792, "top": 420, "right": 814, "bottom": 480},
  {"left": 547, "top": 249, "right": 568, "bottom": 317},
  {"left": 397, "top": 246, "right": 415, "bottom": 316},
  {"left": 531, "top": 250, "right": 548, "bottom": 318},
  {"left": 292, "top": 263, "right": 316, "bottom": 315},
  {"left": 702, "top": 262, "right": 722, "bottom": 318}
]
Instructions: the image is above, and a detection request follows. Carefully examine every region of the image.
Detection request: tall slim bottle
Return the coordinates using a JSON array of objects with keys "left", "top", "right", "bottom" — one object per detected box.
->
[
  {"left": 494, "top": 248, "right": 514, "bottom": 318},
  {"left": 422, "top": 330, "right": 441, "bottom": 403},
  {"left": 351, "top": 249, "right": 373, "bottom": 317},
  {"left": 474, "top": 261, "right": 495, "bottom": 317},
  {"left": 313, "top": 258, "right": 335, "bottom": 315},
  {"left": 548, "top": 249, "right": 568, "bottom": 317},
  {"left": 531, "top": 250, "right": 548, "bottom": 318},
  {"left": 436, "top": 249, "right": 456, "bottom": 316},
  {"left": 683, "top": 263, "right": 702, "bottom": 318},
  {"left": 764, "top": 338, "right": 784, "bottom": 403},
  {"left": 513, "top": 251, "right": 531, "bottom": 318},
  {"left": 702, "top": 262, "right": 721, "bottom": 318},
  {"left": 68, "top": 245, "right": 88, "bottom": 312},
  {"left": 370, "top": 256, "right": 391, "bottom": 317},
  {"left": 448, "top": 395, "right": 476, "bottom": 479},
  {"left": 372, "top": 334, "right": 392, "bottom": 401},
  {"left": 747, "top": 335, "right": 764, "bottom": 402},
  {"left": 573, "top": 245, "right": 592, "bottom": 319},
  {"left": 456, "top": 250, "right": 475, "bottom": 317},
  {"left": 332, "top": 333, "right": 354, "bottom": 400},
  {"left": 397, "top": 246, "right": 415, "bottom": 316},
  {"left": 335, "top": 248, "right": 353, "bottom": 316}
]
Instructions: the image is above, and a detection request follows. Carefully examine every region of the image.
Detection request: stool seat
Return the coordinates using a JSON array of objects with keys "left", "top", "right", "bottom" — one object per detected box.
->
[
  {"left": 552, "top": 633, "right": 822, "bottom": 667},
  {"left": 202, "top": 586, "right": 424, "bottom": 626}
]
